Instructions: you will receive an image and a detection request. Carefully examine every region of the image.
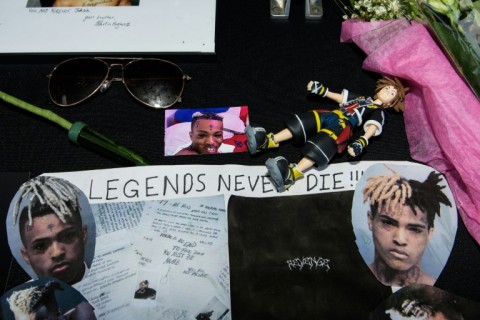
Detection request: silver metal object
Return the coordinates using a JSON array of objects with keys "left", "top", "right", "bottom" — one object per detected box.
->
[
  {"left": 270, "top": 0, "right": 291, "bottom": 19},
  {"left": 305, "top": 0, "right": 323, "bottom": 20}
]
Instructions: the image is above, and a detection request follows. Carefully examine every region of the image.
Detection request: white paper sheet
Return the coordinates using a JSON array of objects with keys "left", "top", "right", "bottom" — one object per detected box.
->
[
  {"left": 0, "top": 0, "right": 216, "bottom": 54},
  {"left": 75, "top": 195, "right": 230, "bottom": 320}
]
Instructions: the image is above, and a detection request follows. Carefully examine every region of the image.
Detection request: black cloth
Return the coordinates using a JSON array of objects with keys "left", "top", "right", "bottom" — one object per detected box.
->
[
  {"left": 0, "top": 1, "right": 411, "bottom": 175},
  {"left": 228, "top": 193, "right": 392, "bottom": 319},
  {"left": 1, "top": 0, "right": 479, "bottom": 314}
]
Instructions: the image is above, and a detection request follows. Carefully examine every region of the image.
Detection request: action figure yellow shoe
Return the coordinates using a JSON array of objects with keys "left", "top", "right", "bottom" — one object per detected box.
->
[
  {"left": 265, "top": 156, "right": 304, "bottom": 192},
  {"left": 245, "top": 125, "right": 279, "bottom": 155}
]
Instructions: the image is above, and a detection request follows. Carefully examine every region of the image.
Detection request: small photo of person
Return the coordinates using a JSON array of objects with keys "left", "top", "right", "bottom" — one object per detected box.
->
[
  {"left": 6, "top": 176, "right": 96, "bottom": 286},
  {"left": 351, "top": 163, "right": 457, "bottom": 288},
  {"left": 1, "top": 277, "right": 97, "bottom": 320},
  {"left": 194, "top": 296, "right": 229, "bottom": 320},
  {"left": 164, "top": 106, "right": 249, "bottom": 156},
  {"left": 371, "top": 284, "right": 480, "bottom": 320},
  {"left": 26, "top": 0, "right": 140, "bottom": 7},
  {"left": 133, "top": 280, "right": 156, "bottom": 300}
]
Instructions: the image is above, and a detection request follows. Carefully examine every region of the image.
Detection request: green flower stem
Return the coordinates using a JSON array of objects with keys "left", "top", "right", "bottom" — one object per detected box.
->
[
  {"left": 68, "top": 121, "right": 152, "bottom": 166},
  {"left": 0, "top": 90, "right": 72, "bottom": 130},
  {"left": 0, "top": 90, "right": 151, "bottom": 166}
]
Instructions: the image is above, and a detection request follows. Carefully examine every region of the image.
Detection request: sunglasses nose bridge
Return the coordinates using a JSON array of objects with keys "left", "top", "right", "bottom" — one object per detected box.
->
[
  {"left": 100, "top": 63, "right": 125, "bottom": 93},
  {"left": 112, "top": 63, "right": 126, "bottom": 80}
]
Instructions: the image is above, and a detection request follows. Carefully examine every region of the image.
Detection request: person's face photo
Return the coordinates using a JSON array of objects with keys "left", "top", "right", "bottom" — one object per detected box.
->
[
  {"left": 20, "top": 213, "right": 88, "bottom": 285},
  {"left": 368, "top": 204, "right": 433, "bottom": 274},
  {"left": 371, "top": 284, "right": 480, "bottom": 320},
  {"left": 30, "top": 297, "right": 62, "bottom": 320},
  {"left": 164, "top": 107, "right": 250, "bottom": 156},
  {"left": 134, "top": 279, "right": 156, "bottom": 300},
  {"left": 189, "top": 117, "right": 224, "bottom": 154},
  {"left": 139, "top": 281, "right": 147, "bottom": 289},
  {"left": 7, "top": 176, "right": 96, "bottom": 286},
  {"left": 352, "top": 163, "right": 457, "bottom": 288},
  {"left": 1, "top": 278, "right": 97, "bottom": 320}
]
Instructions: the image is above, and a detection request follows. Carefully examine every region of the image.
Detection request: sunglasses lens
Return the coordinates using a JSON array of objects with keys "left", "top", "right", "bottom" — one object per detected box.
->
[
  {"left": 49, "top": 58, "right": 108, "bottom": 106},
  {"left": 124, "top": 59, "right": 185, "bottom": 108}
]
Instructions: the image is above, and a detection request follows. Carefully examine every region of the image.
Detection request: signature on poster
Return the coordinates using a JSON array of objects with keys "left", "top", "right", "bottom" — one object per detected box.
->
[{"left": 286, "top": 256, "right": 331, "bottom": 272}]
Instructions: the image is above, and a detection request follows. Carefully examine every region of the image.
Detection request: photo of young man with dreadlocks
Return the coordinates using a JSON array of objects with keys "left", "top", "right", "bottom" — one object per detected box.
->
[
  {"left": 1, "top": 277, "right": 97, "bottom": 320},
  {"left": 164, "top": 107, "right": 250, "bottom": 156},
  {"left": 351, "top": 163, "right": 457, "bottom": 288},
  {"left": 6, "top": 176, "right": 96, "bottom": 286}
]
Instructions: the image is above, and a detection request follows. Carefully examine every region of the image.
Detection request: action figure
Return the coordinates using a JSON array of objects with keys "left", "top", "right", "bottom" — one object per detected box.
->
[{"left": 245, "top": 77, "right": 408, "bottom": 192}]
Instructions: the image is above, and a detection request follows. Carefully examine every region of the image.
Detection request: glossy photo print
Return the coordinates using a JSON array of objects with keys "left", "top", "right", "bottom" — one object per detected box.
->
[
  {"left": 26, "top": 0, "right": 140, "bottom": 7},
  {"left": 351, "top": 163, "right": 457, "bottom": 288},
  {"left": 1, "top": 277, "right": 97, "bottom": 320},
  {"left": 371, "top": 284, "right": 480, "bottom": 320},
  {"left": 6, "top": 176, "right": 96, "bottom": 286},
  {"left": 164, "top": 106, "right": 249, "bottom": 156}
]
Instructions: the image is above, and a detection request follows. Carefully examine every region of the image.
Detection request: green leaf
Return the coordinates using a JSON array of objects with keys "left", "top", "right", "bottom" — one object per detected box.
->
[{"left": 430, "top": 20, "right": 480, "bottom": 98}]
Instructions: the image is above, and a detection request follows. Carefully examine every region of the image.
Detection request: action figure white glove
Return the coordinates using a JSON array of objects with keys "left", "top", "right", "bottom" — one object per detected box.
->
[{"left": 307, "top": 81, "right": 328, "bottom": 97}]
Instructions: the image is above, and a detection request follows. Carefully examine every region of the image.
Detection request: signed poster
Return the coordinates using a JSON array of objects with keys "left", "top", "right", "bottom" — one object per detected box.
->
[{"left": 0, "top": 0, "right": 216, "bottom": 54}]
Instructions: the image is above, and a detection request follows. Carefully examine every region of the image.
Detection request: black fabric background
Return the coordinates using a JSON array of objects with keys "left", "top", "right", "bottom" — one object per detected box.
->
[
  {"left": 1, "top": 0, "right": 479, "bottom": 316},
  {"left": 228, "top": 193, "right": 393, "bottom": 319}
]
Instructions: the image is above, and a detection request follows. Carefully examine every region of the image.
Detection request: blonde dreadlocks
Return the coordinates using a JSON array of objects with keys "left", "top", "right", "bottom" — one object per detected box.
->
[
  {"left": 12, "top": 176, "right": 81, "bottom": 230},
  {"left": 363, "top": 165, "right": 451, "bottom": 228},
  {"left": 7, "top": 281, "right": 62, "bottom": 317}
]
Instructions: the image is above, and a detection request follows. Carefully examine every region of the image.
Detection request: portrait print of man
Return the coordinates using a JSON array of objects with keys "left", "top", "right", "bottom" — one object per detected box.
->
[
  {"left": 164, "top": 107, "right": 249, "bottom": 156},
  {"left": 1, "top": 277, "right": 97, "bottom": 320},
  {"left": 352, "top": 163, "right": 457, "bottom": 288},
  {"left": 7, "top": 176, "right": 96, "bottom": 286},
  {"left": 133, "top": 280, "right": 156, "bottom": 300},
  {"left": 371, "top": 284, "right": 480, "bottom": 320},
  {"left": 174, "top": 112, "right": 225, "bottom": 155}
]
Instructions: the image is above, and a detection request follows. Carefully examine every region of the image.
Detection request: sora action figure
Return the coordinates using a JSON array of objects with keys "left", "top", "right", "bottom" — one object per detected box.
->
[{"left": 245, "top": 77, "right": 408, "bottom": 192}]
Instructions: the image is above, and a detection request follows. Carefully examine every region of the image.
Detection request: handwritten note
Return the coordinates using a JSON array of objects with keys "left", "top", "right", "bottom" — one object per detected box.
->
[
  {"left": 79, "top": 195, "right": 230, "bottom": 319},
  {"left": 74, "top": 230, "right": 138, "bottom": 319},
  {"left": 132, "top": 196, "right": 230, "bottom": 318},
  {"left": 3, "top": 0, "right": 216, "bottom": 54},
  {"left": 27, "top": 8, "right": 131, "bottom": 29}
]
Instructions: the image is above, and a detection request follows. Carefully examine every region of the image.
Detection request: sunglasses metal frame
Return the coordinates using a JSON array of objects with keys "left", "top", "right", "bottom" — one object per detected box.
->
[{"left": 47, "top": 57, "right": 191, "bottom": 109}]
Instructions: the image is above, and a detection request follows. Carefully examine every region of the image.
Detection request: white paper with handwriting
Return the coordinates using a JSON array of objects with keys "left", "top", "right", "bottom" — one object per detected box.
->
[
  {"left": 0, "top": 0, "right": 216, "bottom": 54},
  {"left": 76, "top": 195, "right": 230, "bottom": 320}
]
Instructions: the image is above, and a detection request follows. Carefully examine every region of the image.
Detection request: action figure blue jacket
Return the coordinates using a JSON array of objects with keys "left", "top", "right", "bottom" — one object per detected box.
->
[{"left": 284, "top": 91, "right": 386, "bottom": 167}]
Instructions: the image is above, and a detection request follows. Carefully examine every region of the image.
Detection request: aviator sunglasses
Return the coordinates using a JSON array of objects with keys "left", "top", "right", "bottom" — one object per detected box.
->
[{"left": 47, "top": 57, "right": 191, "bottom": 109}]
